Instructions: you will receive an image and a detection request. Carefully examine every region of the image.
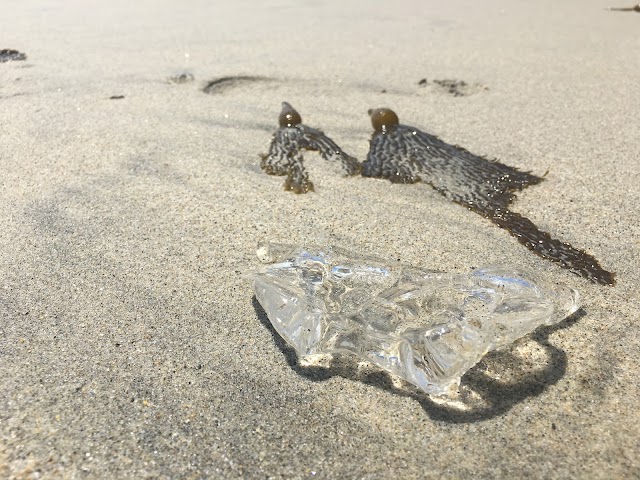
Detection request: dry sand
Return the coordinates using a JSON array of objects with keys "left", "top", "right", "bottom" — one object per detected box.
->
[{"left": 1, "top": 0, "right": 639, "bottom": 477}]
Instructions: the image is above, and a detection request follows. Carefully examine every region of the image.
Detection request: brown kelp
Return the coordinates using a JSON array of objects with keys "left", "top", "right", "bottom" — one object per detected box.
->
[
  {"left": 362, "top": 108, "right": 615, "bottom": 285},
  {"left": 261, "top": 102, "right": 360, "bottom": 193}
]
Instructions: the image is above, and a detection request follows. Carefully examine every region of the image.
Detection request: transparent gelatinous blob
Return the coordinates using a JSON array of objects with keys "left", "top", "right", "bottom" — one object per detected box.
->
[{"left": 246, "top": 243, "right": 579, "bottom": 396}]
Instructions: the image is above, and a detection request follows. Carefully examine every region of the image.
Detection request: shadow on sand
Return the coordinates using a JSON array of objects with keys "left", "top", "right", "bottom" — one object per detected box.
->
[{"left": 252, "top": 296, "right": 585, "bottom": 423}]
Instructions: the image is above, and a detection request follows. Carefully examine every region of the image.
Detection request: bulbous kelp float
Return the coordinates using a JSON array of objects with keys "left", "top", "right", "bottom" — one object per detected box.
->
[
  {"left": 261, "top": 102, "right": 361, "bottom": 193},
  {"left": 362, "top": 108, "right": 615, "bottom": 286}
]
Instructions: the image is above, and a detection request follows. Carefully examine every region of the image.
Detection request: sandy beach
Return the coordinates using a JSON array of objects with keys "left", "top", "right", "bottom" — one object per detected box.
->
[{"left": 1, "top": 0, "right": 639, "bottom": 477}]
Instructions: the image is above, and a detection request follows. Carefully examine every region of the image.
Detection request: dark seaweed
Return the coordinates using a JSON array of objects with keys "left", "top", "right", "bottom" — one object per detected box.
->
[
  {"left": 202, "top": 76, "right": 267, "bottom": 95},
  {"left": 0, "top": 49, "right": 27, "bottom": 62},
  {"left": 109, "top": 95, "right": 125, "bottom": 100},
  {"left": 433, "top": 79, "right": 482, "bottom": 97},
  {"left": 418, "top": 78, "right": 489, "bottom": 97},
  {"left": 261, "top": 102, "right": 361, "bottom": 193},
  {"left": 434, "top": 79, "right": 468, "bottom": 96},
  {"left": 362, "top": 108, "right": 615, "bottom": 285}
]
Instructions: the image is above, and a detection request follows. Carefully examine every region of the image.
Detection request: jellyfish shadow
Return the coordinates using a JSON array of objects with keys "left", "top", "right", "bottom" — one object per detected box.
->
[{"left": 252, "top": 296, "right": 585, "bottom": 423}]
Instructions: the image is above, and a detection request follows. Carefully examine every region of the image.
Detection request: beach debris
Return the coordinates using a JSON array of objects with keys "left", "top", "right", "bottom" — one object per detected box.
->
[
  {"left": 0, "top": 49, "right": 27, "bottom": 62},
  {"left": 606, "top": 3, "right": 640, "bottom": 11},
  {"left": 109, "top": 95, "right": 125, "bottom": 100},
  {"left": 168, "top": 72, "right": 195, "bottom": 84},
  {"left": 441, "top": 79, "right": 487, "bottom": 96},
  {"left": 247, "top": 243, "right": 579, "bottom": 395},
  {"left": 362, "top": 108, "right": 615, "bottom": 285},
  {"left": 202, "top": 75, "right": 267, "bottom": 94},
  {"left": 417, "top": 78, "right": 488, "bottom": 96},
  {"left": 261, "top": 102, "right": 361, "bottom": 193},
  {"left": 434, "top": 79, "right": 476, "bottom": 97}
]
